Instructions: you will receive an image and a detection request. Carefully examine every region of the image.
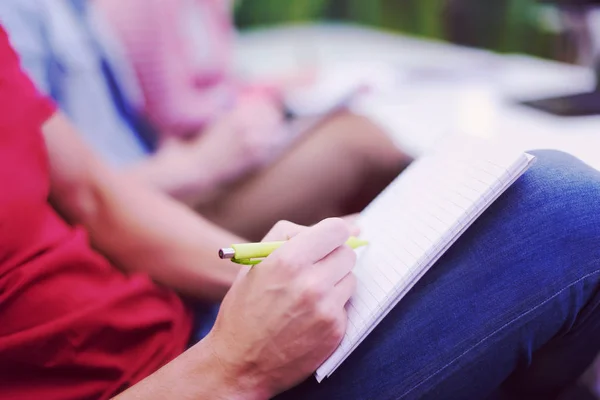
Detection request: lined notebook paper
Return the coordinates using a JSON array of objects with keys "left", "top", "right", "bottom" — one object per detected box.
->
[{"left": 316, "top": 143, "right": 535, "bottom": 382}]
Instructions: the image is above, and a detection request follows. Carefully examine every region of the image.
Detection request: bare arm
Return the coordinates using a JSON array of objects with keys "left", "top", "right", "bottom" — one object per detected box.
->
[
  {"left": 43, "top": 112, "right": 241, "bottom": 301},
  {"left": 123, "top": 95, "right": 287, "bottom": 207},
  {"left": 114, "top": 219, "right": 357, "bottom": 400},
  {"left": 113, "top": 340, "right": 258, "bottom": 400},
  {"left": 121, "top": 137, "right": 228, "bottom": 205}
]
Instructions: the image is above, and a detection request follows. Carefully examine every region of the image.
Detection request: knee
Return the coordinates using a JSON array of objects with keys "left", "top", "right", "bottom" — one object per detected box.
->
[
  {"left": 510, "top": 149, "right": 600, "bottom": 252},
  {"left": 465, "top": 150, "right": 600, "bottom": 283},
  {"left": 521, "top": 150, "right": 600, "bottom": 210},
  {"left": 330, "top": 112, "right": 411, "bottom": 170}
]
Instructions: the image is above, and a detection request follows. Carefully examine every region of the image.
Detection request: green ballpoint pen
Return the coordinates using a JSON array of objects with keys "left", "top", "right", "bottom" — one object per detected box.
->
[{"left": 219, "top": 237, "right": 369, "bottom": 265}]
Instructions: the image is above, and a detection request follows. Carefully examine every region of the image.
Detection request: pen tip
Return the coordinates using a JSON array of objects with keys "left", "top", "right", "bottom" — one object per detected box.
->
[{"left": 219, "top": 248, "right": 236, "bottom": 259}]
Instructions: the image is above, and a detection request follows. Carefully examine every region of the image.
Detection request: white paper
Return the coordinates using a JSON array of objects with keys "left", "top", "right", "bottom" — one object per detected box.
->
[{"left": 316, "top": 145, "right": 535, "bottom": 382}]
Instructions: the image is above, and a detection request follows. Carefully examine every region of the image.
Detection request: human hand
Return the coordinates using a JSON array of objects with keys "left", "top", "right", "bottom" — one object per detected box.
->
[
  {"left": 203, "top": 218, "right": 358, "bottom": 399},
  {"left": 241, "top": 68, "right": 318, "bottom": 101},
  {"left": 199, "top": 93, "right": 286, "bottom": 182},
  {"left": 148, "top": 93, "right": 286, "bottom": 203},
  {"left": 153, "top": 94, "right": 285, "bottom": 203}
]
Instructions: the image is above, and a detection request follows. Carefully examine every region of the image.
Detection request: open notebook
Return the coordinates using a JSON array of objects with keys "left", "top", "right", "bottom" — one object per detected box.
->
[{"left": 316, "top": 143, "right": 535, "bottom": 382}]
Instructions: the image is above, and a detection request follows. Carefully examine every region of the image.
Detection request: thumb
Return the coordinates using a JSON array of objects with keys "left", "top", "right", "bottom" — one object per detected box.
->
[
  {"left": 262, "top": 220, "right": 307, "bottom": 242},
  {"left": 234, "top": 265, "right": 252, "bottom": 283}
]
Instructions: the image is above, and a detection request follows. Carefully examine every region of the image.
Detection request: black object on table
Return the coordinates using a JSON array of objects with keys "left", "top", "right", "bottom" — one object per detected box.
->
[{"left": 521, "top": 0, "right": 600, "bottom": 116}]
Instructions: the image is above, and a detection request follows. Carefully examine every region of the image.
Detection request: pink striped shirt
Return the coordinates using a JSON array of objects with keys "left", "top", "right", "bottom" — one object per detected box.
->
[{"left": 95, "top": 0, "right": 237, "bottom": 137}]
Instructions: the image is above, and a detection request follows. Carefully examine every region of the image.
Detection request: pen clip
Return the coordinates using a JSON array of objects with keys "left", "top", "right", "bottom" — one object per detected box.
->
[{"left": 231, "top": 258, "right": 263, "bottom": 266}]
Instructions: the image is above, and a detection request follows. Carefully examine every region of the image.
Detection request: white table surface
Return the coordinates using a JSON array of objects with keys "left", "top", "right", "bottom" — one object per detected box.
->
[{"left": 235, "top": 23, "right": 600, "bottom": 169}]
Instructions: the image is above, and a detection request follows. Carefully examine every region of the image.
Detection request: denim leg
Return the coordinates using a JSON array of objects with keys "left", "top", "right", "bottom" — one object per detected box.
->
[
  {"left": 278, "top": 150, "right": 600, "bottom": 400},
  {"left": 189, "top": 303, "right": 220, "bottom": 345}
]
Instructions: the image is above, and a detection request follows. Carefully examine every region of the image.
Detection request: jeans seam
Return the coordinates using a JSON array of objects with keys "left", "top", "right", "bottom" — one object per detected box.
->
[{"left": 398, "top": 267, "right": 600, "bottom": 400}]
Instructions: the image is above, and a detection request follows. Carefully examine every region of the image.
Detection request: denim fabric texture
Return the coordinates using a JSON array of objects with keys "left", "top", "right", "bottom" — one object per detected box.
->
[{"left": 269, "top": 150, "right": 600, "bottom": 400}]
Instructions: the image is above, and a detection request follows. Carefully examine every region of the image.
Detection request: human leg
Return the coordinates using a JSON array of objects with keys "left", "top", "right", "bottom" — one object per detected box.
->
[
  {"left": 277, "top": 150, "right": 600, "bottom": 400},
  {"left": 197, "top": 112, "right": 411, "bottom": 241}
]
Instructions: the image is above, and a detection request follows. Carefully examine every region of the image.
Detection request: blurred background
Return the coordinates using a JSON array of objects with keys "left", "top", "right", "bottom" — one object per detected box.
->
[
  {"left": 232, "top": 0, "right": 600, "bottom": 168},
  {"left": 235, "top": 0, "right": 577, "bottom": 62},
  {"left": 3, "top": 0, "right": 599, "bottom": 209}
]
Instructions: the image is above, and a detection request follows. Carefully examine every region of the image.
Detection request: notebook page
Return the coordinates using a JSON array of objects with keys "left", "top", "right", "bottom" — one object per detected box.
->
[{"left": 316, "top": 149, "right": 535, "bottom": 381}]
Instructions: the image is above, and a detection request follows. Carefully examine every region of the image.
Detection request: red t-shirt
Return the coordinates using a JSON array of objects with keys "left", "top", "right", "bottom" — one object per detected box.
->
[{"left": 0, "top": 28, "right": 192, "bottom": 399}]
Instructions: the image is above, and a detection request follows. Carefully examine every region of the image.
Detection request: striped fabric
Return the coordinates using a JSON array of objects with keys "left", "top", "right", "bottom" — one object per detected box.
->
[
  {"left": 95, "top": 0, "right": 237, "bottom": 137},
  {"left": 0, "top": 0, "right": 151, "bottom": 166}
]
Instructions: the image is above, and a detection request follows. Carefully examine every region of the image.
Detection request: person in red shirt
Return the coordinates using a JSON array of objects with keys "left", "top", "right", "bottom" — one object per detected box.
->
[
  {"left": 0, "top": 25, "right": 241, "bottom": 398},
  {"left": 3, "top": 25, "right": 600, "bottom": 400},
  {"left": 0, "top": 21, "right": 361, "bottom": 399}
]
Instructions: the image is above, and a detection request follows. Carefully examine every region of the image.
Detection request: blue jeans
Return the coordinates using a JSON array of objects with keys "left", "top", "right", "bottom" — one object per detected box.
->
[{"left": 196, "top": 150, "right": 600, "bottom": 399}]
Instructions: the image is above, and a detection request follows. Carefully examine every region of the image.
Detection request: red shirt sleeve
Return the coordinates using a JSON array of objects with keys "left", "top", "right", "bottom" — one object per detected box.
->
[{"left": 0, "top": 26, "right": 56, "bottom": 129}]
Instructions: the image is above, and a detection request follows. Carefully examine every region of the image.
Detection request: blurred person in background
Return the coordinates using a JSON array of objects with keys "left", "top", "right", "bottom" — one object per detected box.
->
[
  {"left": 0, "top": 0, "right": 410, "bottom": 240},
  {"left": 96, "top": 0, "right": 270, "bottom": 140}
]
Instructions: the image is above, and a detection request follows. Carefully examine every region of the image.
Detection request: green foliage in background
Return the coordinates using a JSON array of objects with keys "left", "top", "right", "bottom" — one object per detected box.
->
[{"left": 235, "top": 0, "right": 563, "bottom": 60}]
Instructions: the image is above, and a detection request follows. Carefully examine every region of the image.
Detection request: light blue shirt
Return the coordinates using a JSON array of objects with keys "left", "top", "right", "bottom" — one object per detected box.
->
[{"left": 0, "top": 0, "right": 148, "bottom": 166}]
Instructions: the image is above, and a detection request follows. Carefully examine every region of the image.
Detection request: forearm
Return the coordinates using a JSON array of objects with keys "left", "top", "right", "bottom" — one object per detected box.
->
[
  {"left": 113, "top": 340, "right": 266, "bottom": 400},
  {"left": 44, "top": 114, "right": 241, "bottom": 301},
  {"left": 114, "top": 219, "right": 356, "bottom": 400},
  {"left": 82, "top": 165, "right": 241, "bottom": 300},
  {"left": 124, "top": 131, "right": 253, "bottom": 206},
  {"left": 122, "top": 140, "right": 223, "bottom": 205}
]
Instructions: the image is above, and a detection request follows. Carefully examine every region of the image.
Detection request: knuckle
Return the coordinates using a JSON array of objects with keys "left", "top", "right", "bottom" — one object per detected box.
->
[
  {"left": 323, "top": 218, "right": 351, "bottom": 240},
  {"left": 297, "top": 279, "right": 323, "bottom": 304},
  {"left": 315, "top": 302, "right": 338, "bottom": 326},
  {"left": 347, "top": 273, "right": 358, "bottom": 289},
  {"left": 270, "top": 252, "right": 299, "bottom": 271},
  {"left": 273, "top": 220, "right": 294, "bottom": 232},
  {"left": 340, "top": 246, "right": 357, "bottom": 265},
  {"left": 342, "top": 273, "right": 358, "bottom": 299},
  {"left": 267, "top": 220, "right": 301, "bottom": 242},
  {"left": 331, "top": 318, "right": 346, "bottom": 341},
  {"left": 316, "top": 306, "right": 346, "bottom": 341}
]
